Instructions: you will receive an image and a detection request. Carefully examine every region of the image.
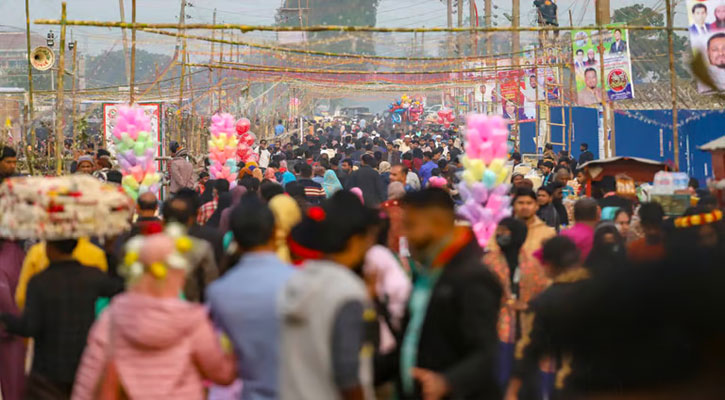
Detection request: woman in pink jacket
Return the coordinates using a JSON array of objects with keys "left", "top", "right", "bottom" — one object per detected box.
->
[{"left": 73, "top": 230, "right": 236, "bottom": 399}]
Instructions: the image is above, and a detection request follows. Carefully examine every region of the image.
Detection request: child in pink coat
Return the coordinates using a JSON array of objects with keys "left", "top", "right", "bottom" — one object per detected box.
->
[{"left": 72, "top": 232, "right": 236, "bottom": 399}]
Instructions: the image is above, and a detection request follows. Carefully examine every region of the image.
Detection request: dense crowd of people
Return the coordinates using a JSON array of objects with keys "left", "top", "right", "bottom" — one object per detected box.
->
[{"left": 1, "top": 116, "right": 725, "bottom": 400}]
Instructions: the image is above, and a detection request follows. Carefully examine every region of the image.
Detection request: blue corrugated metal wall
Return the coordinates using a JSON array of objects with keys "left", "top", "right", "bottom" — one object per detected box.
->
[{"left": 517, "top": 107, "right": 725, "bottom": 185}]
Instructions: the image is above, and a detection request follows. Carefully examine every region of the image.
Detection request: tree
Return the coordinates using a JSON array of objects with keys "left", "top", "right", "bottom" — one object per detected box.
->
[
  {"left": 85, "top": 49, "right": 176, "bottom": 87},
  {"left": 612, "top": 4, "right": 690, "bottom": 81}
]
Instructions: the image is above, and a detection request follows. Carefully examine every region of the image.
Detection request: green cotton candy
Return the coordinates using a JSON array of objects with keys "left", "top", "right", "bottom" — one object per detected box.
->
[{"left": 134, "top": 141, "right": 146, "bottom": 156}]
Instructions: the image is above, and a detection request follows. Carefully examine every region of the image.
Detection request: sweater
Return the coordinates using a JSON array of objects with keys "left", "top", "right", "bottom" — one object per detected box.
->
[
  {"left": 278, "top": 260, "right": 375, "bottom": 400},
  {"left": 72, "top": 292, "right": 235, "bottom": 400}
]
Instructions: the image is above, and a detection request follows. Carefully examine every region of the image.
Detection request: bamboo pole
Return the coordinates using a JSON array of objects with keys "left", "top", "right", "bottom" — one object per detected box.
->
[
  {"left": 71, "top": 40, "right": 78, "bottom": 147},
  {"left": 568, "top": 10, "right": 574, "bottom": 153},
  {"left": 55, "top": 2, "right": 67, "bottom": 176},
  {"left": 598, "top": 28, "right": 609, "bottom": 158},
  {"left": 666, "top": 0, "right": 679, "bottom": 171},
  {"left": 202, "top": 60, "right": 566, "bottom": 75},
  {"left": 485, "top": 0, "right": 492, "bottom": 54},
  {"left": 130, "top": 0, "right": 136, "bottom": 104},
  {"left": 142, "top": 27, "right": 561, "bottom": 62},
  {"left": 209, "top": 9, "right": 216, "bottom": 113},
  {"left": 218, "top": 29, "right": 224, "bottom": 112},
  {"left": 118, "top": 0, "right": 130, "bottom": 85},
  {"left": 32, "top": 19, "right": 689, "bottom": 33},
  {"left": 25, "top": 0, "right": 35, "bottom": 150}
]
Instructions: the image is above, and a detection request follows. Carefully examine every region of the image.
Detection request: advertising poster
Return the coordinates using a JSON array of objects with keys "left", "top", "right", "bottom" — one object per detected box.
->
[
  {"left": 571, "top": 27, "right": 635, "bottom": 105},
  {"left": 686, "top": 0, "right": 725, "bottom": 93},
  {"left": 496, "top": 59, "right": 534, "bottom": 123}
]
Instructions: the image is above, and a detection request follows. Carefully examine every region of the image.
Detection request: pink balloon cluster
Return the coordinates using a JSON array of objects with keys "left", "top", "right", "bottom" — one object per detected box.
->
[
  {"left": 235, "top": 117, "right": 258, "bottom": 164},
  {"left": 465, "top": 114, "right": 509, "bottom": 165},
  {"left": 208, "top": 113, "right": 240, "bottom": 183},
  {"left": 111, "top": 105, "right": 161, "bottom": 200},
  {"left": 456, "top": 114, "right": 513, "bottom": 248}
]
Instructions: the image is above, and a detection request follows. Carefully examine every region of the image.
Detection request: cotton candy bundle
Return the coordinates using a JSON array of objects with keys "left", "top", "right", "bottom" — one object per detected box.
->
[
  {"left": 110, "top": 105, "right": 161, "bottom": 200},
  {"left": 457, "top": 114, "right": 513, "bottom": 248},
  {"left": 208, "top": 113, "right": 240, "bottom": 183}
]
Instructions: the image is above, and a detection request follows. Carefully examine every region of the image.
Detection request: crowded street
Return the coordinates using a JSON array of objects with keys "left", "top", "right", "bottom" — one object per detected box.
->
[{"left": 1, "top": 0, "right": 725, "bottom": 399}]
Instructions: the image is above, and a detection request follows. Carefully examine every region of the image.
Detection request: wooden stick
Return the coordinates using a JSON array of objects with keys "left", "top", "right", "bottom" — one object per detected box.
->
[
  {"left": 129, "top": 0, "right": 136, "bottom": 104},
  {"left": 55, "top": 2, "right": 67, "bottom": 176},
  {"left": 666, "top": 0, "right": 679, "bottom": 171},
  {"left": 32, "top": 19, "right": 689, "bottom": 33}
]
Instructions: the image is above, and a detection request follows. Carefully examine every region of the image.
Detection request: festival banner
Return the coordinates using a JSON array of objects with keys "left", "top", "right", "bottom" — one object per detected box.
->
[
  {"left": 571, "top": 27, "right": 635, "bottom": 105},
  {"left": 686, "top": 0, "right": 725, "bottom": 93},
  {"left": 496, "top": 59, "right": 534, "bottom": 123}
]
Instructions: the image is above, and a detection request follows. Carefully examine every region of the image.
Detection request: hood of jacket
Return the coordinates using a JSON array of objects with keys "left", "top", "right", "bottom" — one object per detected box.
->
[{"left": 110, "top": 292, "right": 207, "bottom": 349}]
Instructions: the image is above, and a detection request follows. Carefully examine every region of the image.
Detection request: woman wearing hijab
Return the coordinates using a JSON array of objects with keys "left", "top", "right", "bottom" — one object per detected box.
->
[
  {"left": 586, "top": 223, "right": 627, "bottom": 274},
  {"left": 268, "top": 194, "right": 302, "bottom": 263},
  {"left": 281, "top": 171, "right": 296, "bottom": 188},
  {"left": 484, "top": 217, "right": 549, "bottom": 388},
  {"left": 219, "top": 186, "right": 247, "bottom": 234},
  {"left": 206, "top": 192, "right": 233, "bottom": 229},
  {"left": 198, "top": 179, "right": 217, "bottom": 207},
  {"left": 322, "top": 169, "right": 343, "bottom": 198}
]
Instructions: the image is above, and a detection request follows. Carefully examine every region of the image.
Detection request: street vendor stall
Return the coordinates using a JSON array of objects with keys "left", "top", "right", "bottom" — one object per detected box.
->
[{"left": 578, "top": 156, "right": 670, "bottom": 197}]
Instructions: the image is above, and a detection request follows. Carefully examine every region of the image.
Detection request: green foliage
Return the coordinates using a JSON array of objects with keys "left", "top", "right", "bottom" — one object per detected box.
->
[
  {"left": 612, "top": 4, "right": 690, "bottom": 81},
  {"left": 85, "top": 49, "right": 175, "bottom": 87}
]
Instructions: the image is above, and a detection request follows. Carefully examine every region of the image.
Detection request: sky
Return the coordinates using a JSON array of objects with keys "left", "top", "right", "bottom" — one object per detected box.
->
[{"left": 0, "top": 0, "right": 689, "bottom": 56}]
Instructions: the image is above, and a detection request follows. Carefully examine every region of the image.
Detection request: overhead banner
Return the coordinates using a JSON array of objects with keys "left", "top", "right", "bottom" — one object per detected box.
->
[
  {"left": 686, "top": 0, "right": 725, "bottom": 93},
  {"left": 571, "top": 27, "right": 635, "bottom": 105}
]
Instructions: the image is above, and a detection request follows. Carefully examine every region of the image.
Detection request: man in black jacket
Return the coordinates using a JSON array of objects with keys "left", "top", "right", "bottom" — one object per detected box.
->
[
  {"left": 394, "top": 188, "right": 502, "bottom": 399},
  {"left": 0, "top": 239, "right": 123, "bottom": 397},
  {"left": 345, "top": 154, "right": 386, "bottom": 208},
  {"left": 578, "top": 143, "right": 594, "bottom": 165}
]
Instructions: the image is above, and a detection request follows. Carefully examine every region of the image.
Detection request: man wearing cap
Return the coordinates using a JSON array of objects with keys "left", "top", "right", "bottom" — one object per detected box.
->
[
  {"left": 280, "top": 191, "right": 379, "bottom": 400},
  {"left": 75, "top": 155, "right": 95, "bottom": 175}
]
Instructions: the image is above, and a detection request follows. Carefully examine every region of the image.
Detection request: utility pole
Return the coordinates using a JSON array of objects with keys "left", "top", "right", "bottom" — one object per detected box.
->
[
  {"left": 209, "top": 9, "right": 216, "bottom": 113},
  {"left": 119, "top": 0, "right": 130, "bottom": 85},
  {"left": 25, "top": 0, "right": 35, "bottom": 152},
  {"left": 447, "top": 0, "right": 453, "bottom": 58},
  {"left": 71, "top": 36, "right": 78, "bottom": 147},
  {"left": 666, "top": 0, "right": 678, "bottom": 170},
  {"left": 176, "top": 0, "right": 186, "bottom": 142},
  {"left": 55, "top": 2, "right": 67, "bottom": 176},
  {"left": 470, "top": 0, "right": 477, "bottom": 56},
  {"left": 512, "top": 0, "right": 520, "bottom": 58},
  {"left": 596, "top": 0, "right": 611, "bottom": 157},
  {"left": 485, "top": 0, "right": 492, "bottom": 54},
  {"left": 457, "top": 0, "right": 463, "bottom": 55}
]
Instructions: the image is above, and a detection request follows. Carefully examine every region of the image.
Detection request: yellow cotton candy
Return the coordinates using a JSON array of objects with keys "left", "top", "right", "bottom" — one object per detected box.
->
[
  {"left": 469, "top": 159, "right": 485, "bottom": 181},
  {"left": 462, "top": 170, "right": 476, "bottom": 184},
  {"left": 488, "top": 158, "right": 505, "bottom": 174},
  {"left": 460, "top": 155, "right": 471, "bottom": 169},
  {"left": 496, "top": 169, "right": 509, "bottom": 185}
]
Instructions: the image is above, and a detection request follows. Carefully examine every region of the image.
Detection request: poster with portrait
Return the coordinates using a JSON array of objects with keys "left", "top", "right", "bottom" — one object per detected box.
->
[
  {"left": 686, "top": 0, "right": 725, "bottom": 93},
  {"left": 496, "top": 59, "right": 534, "bottom": 123},
  {"left": 571, "top": 27, "right": 635, "bottom": 105}
]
